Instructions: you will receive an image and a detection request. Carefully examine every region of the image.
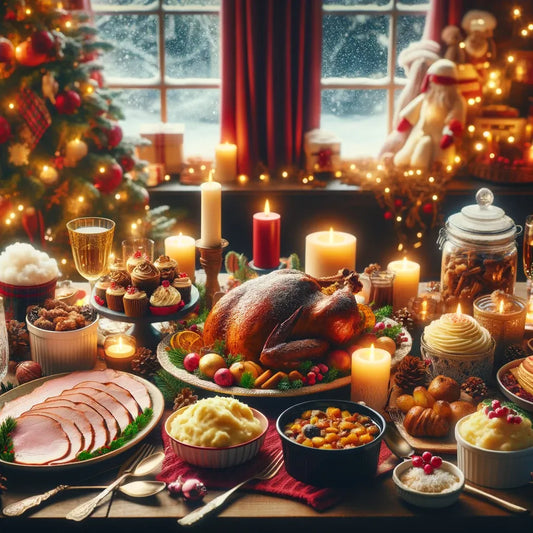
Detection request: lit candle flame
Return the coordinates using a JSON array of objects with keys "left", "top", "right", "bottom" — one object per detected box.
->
[
  {"left": 329, "top": 227, "right": 334, "bottom": 243},
  {"left": 456, "top": 303, "right": 462, "bottom": 316},
  {"left": 370, "top": 343, "right": 375, "bottom": 360},
  {"left": 499, "top": 299, "right": 504, "bottom": 314},
  {"left": 264, "top": 199, "right": 270, "bottom": 215},
  {"left": 421, "top": 300, "right": 427, "bottom": 321}
]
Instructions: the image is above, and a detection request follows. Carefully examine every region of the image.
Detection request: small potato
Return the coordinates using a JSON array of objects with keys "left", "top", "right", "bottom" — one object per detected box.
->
[
  {"left": 432, "top": 400, "right": 452, "bottom": 420},
  {"left": 396, "top": 393, "right": 415, "bottom": 414},
  {"left": 412, "top": 386, "right": 435, "bottom": 408}
]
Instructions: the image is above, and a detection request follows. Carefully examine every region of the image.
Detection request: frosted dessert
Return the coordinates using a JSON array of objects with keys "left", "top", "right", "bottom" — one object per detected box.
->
[
  {"left": 423, "top": 312, "right": 492, "bottom": 354},
  {"left": 169, "top": 396, "right": 264, "bottom": 448},
  {"left": 515, "top": 356, "right": 533, "bottom": 395},
  {"left": 0, "top": 242, "right": 59, "bottom": 285},
  {"left": 459, "top": 400, "right": 533, "bottom": 451}
]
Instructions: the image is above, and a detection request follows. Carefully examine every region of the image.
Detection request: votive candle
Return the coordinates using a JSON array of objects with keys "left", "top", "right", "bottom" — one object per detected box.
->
[
  {"left": 104, "top": 334, "right": 136, "bottom": 371},
  {"left": 253, "top": 199, "right": 280, "bottom": 269},
  {"left": 200, "top": 173, "right": 222, "bottom": 247},
  {"left": 387, "top": 257, "right": 420, "bottom": 310},
  {"left": 351, "top": 344, "right": 391, "bottom": 412},
  {"left": 305, "top": 228, "right": 356, "bottom": 278}
]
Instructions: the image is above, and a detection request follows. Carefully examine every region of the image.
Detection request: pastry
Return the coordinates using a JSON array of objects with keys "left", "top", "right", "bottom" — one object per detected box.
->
[
  {"left": 105, "top": 281, "right": 126, "bottom": 312},
  {"left": 172, "top": 272, "right": 192, "bottom": 303},
  {"left": 94, "top": 275, "right": 111, "bottom": 303},
  {"left": 149, "top": 280, "right": 183, "bottom": 315},
  {"left": 154, "top": 255, "right": 178, "bottom": 282},
  {"left": 126, "top": 250, "right": 146, "bottom": 274},
  {"left": 123, "top": 285, "right": 148, "bottom": 317},
  {"left": 403, "top": 405, "right": 451, "bottom": 438},
  {"left": 131, "top": 260, "right": 160, "bottom": 295},
  {"left": 109, "top": 268, "right": 131, "bottom": 289},
  {"left": 109, "top": 257, "right": 128, "bottom": 277}
]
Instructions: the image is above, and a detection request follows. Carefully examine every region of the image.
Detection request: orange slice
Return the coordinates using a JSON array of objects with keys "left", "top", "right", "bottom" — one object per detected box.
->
[
  {"left": 170, "top": 330, "right": 204, "bottom": 352},
  {"left": 358, "top": 304, "right": 376, "bottom": 331}
]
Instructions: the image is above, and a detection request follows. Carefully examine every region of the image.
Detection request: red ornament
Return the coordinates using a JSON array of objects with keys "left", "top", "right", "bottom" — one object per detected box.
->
[
  {"left": 0, "top": 116, "right": 11, "bottom": 143},
  {"left": 55, "top": 90, "right": 81, "bottom": 114},
  {"left": 107, "top": 124, "right": 123, "bottom": 148},
  {"left": 384, "top": 211, "right": 393, "bottom": 220},
  {"left": 120, "top": 154, "right": 135, "bottom": 172},
  {"left": 394, "top": 198, "right": 403, "bottom": 208},
  {"left": 422, "top": 202, "right": 433, "bottom": 214},
  {"left": 30, "top": 31, "right": 54, "bottom": 55},
  {"left": 94, "top": 162, "right": 123, "bottom": 193},
  {"left": 15, "top": 40, "right": 47, "bottom": 67},
  {"left": 0, "top": 37, "right": 15, "bottom": 62}
]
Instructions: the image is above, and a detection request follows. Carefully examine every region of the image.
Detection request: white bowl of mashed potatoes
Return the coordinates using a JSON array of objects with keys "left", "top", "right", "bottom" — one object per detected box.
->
[
  {"left": 455, "top": 402, "right": 533, "bottom": 488},
  {"left": 165, "top": 396, "right": 268, "bottom": 468}
]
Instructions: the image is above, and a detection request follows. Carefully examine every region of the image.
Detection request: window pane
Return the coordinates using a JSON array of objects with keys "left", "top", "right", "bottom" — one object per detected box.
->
[
  {"left": 167, "top": 89, "right": 220, "bottom": 158},
  {"left": 164, "top": 0, "right": 220, "bottom": 5},
  {"left": 321, "top": 89, "right": 387, "bottom": 158},
  {"left": 395, "top": 15, "right": 427, "bottom": 77},
  {"left": 95, "top": 15, "right": 159, "bottom": 80},
  {"left": 323, "top": 0, "right": 390, "bottom": 6},
  {"left": 398, "top": 0, "right": 429, "bottom": 6},
  {"left": 92, "top": 0, "right": 155, "bottom": 7},
  {"left": 165, "top": 15, "right": 220, "bottom": 78},
  {"left": 322, "top": 15, "right": 388, "bottom": 78},
  {"left": 113, "top": 89, "right": 161, "bottom": 134}
]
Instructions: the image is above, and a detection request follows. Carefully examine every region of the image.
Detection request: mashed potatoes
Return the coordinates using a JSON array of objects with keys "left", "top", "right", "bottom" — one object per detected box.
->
[
  {"left": 169, "top": 396, "right": 264, "bottom": 447},
  {"left": 459, "top": 408, "right": 533, "bottom": 451},
  {"left": 0, "top": 242, "right": 59, "bottom": 285}
]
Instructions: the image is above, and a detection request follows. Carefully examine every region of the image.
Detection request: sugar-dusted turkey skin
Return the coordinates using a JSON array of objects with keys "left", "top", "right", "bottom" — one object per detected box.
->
[{"left": 203, "top": 269, "right": 361, "bottom": 366}]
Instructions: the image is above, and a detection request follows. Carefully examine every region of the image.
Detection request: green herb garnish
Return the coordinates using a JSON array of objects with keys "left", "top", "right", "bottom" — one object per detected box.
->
[
  {"left": 166, "top": 346, "right": 187, "bottom": 369},
  {"left": 0, "top": 417, "right": 16, "bottom": 462},
  {"left": 239, "top": 371, "right": 255, "bottom": 389},
  {"left": 373, "top": 305, "right": 393, "bottom": 322},
  {"left": 153, "top": 369, "right": 191, "bottom": 405},
  {"left": 77, "top": 408, "right": 153, "bottom": 461}
]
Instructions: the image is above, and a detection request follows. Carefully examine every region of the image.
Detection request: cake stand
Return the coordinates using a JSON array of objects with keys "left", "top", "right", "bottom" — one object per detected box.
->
[{"left": 91, "top": 286, "right": 200, "bottom": 350}]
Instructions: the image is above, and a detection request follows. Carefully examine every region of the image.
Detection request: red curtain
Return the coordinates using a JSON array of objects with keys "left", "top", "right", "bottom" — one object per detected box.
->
[
  {"left": 221, "top": 0, "right": 322, "bottom": 177},
  {"left": 423, "top": 0, "right": 463, "bottom": 41}
]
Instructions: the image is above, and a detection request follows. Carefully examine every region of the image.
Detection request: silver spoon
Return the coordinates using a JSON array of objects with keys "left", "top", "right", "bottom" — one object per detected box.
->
[{"left": 383, "top": 423, "right": 529, "bottom": 514}]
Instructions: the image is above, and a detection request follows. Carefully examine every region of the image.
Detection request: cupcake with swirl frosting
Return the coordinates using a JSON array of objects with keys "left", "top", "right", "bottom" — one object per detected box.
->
[
  {"left": 154, "top": 255, "right": 178, "bottom": 282},
  {"left": 106, "top": 281, "right": 126, "bottom": 312},
  {"left": 126, "top": 250, "right": 147, "bottom": 274},
  {"left": 172, "top": 272, "right": 192, "bottom": 303},
  {"left": 123, "top": 285, "right": 149, "bottom": 317},
  {"left": 110, "top": 267, "right": 131, "bottom": 289},
  {"left": 149, "top": 280, "right": 183, "bottom": 316},
  {"left": 131, "top": 260, "right": 160, "bottom": 295}
]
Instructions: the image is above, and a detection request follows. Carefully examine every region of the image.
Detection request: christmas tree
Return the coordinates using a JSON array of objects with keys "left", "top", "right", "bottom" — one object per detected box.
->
[{"left": 0, "top": 0, "right": 174, "bottom": 278}]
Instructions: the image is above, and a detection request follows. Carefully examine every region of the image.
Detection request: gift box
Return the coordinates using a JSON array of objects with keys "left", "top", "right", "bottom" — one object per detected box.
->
[
  {"left": 304, "top": 129, "right": 341, "bottom": 173},
  {"left": 137, "top": 123, "right": 184, "bottom": 175}
]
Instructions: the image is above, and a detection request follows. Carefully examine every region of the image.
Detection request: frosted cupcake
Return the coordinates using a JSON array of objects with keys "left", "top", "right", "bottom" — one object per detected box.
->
[
  {"left": 126, "top": 250, "right": 147, "bottom": 274},
  {"left": 123, "top": 285, "right": 149, "bottom": 317},
  {"left": 106, "top": 281, "right": 126, "bottom": 312},
  {"left": 172, "top": 272, "right": 192, "bottom": 303},
  {"left": 131, "top": 260, "right": 160, "bottom": 295},
  {"left": 154, "top": 255, "right": 178, "bottom": 282},
  {"left": 149, "top": 280, "right": 183, "bottom": 316},
  {"left": 109, "top": 268, "right": 131, "bottom": 289},
  {"left": 94, "top": 275, "right": 111, "bottom": 304}
]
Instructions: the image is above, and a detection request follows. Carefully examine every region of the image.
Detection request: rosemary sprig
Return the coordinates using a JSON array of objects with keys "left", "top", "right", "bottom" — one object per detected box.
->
[{"left": 0, "top": 417, "right": 16, "bottom": 462}]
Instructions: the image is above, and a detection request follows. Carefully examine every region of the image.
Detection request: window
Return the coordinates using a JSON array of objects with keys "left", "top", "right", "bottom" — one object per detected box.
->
[{"left": 94, "top": 0, "right": 428, "bottom": 161}]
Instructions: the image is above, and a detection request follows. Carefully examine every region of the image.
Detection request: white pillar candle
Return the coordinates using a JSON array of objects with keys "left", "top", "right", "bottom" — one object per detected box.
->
[
  {"left": 351, "top": 344, "right": 391, "bottom": 412},
  {"left": 164, "top": 233, "right": 196, "bottom": 282},
  {"left": 215, "top": 142, "right": 237, "bottom": 183},
  {"left": 387, "top": 257, "right": 420, "bottom": 311},
  {"left": 200, "top": 174, "right": 222, "bottom": 247},
  {"left": 304, "top": 228, "right": 356, "bottom": 278}
]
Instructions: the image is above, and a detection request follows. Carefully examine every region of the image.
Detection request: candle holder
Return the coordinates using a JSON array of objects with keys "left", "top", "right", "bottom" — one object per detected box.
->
[
  {"left": 196, "top": 238, "right": 229, "bottom": 309},
  {"left": 248, "top": 260, "right": 284, "bottom": 276},
  {"left": 104, "top": 334, "right": 137, "bottom": 371}
]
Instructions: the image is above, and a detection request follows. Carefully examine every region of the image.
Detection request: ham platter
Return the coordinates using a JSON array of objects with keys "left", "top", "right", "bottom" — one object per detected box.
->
[{"left": 0, "top": 369, "right": 164, "bottom": 470}]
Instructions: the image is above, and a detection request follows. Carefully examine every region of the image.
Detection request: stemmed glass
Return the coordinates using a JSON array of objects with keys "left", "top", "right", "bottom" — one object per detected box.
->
[
  {"left": 524, "top": 215, "right": 533, "bottom": 299},
  {"left": 66, "top": 217, "right": 115, "bottom": 295}
]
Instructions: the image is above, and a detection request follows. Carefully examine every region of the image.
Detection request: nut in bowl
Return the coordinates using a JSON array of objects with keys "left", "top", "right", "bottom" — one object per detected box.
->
[
  {"left": 393, "top": 453, "right": 464, "bottom": 508},
  {"left": 164, "top": 396, "right": 268, "bottom": 469},
  {"left": 276, "top": 399, "right": 385, "bottom": 487}
]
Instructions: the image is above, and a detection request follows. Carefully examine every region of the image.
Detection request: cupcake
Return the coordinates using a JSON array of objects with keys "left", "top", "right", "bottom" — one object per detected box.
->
[
  {"left": 123, "top": 285, "right": 149, "bottom": 317},
  {"left": 126, "top": 250, "right": 147, "bottom": 274},
  {"left": 106, "top": 281, "right": 126, "bottom": 312},
  {"left": 154, "top": 255, "right": 178, "bottom": 282},
  {"left": 172, "top": 272, "right": 192, "bottom": 303},
  {"left": 109, "top": 268, "right": 131, "bottom": 289},
  {"left": 94, "top": 275, "right": 111, "bottom": 304},
  {"left": 109, "top": 257, "right": 128, "bottom": 277},
  {"left": 131, "top": 260, "right": 160, "bottom": 295},
  {"left": 149, "top": 280, "right": 183, "bottom": 316}
]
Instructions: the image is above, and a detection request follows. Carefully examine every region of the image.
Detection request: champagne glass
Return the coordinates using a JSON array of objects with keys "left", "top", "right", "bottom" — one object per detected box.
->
[
  {"left": 66, "top": 217, "right": 115, "bottom": 294},
  {"left": 524, "top": 214, "right": 533, "bottom": 298}
]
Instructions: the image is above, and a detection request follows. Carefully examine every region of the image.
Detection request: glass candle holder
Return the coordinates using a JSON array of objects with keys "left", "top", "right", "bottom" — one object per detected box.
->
[
  {"left": 368, "top": 270, "right": 395, "bottom": 309},
  {"left": 104, "top": 334, "right": 137, "bottom": 371}
]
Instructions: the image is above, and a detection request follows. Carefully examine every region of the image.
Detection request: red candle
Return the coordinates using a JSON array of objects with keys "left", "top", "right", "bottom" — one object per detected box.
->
[{"left": 253, "top": 200, "right": 280, "bottom": 269}]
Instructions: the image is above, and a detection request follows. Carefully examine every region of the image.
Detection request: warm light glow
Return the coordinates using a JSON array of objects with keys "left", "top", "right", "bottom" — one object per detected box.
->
[
  {"left": 99, "top": 167, "right": 105, "bottom": 173},
  {"left": 25, "top": 8, "right": 31, "bottom": 14},
  {"left": 468, "top": 98, "right": 476, "bottom": 105},
  {"left": 369, "top": 344, "right": 375, "bottom": 361},
  {"left": 384, "top": 187, "right": 390, "bottom": 194},
  {"left": 259, "top": 173, "right": 267, "bottom": 181},
  {"left": 456, "top": 303, "right": 462, "bottom": 316},
  {"left": 131, "top": 222, "right": 137, "bottom": 231},
  {"left": 489, "top": 153, "right": 496, "bottom": 159},
  {"left": 421, "top": 300, "right": 428, "bottom": 321},
  {"left": 8, "top": 102, "right": 14, "bottom": 110},
  {"left": 17, "top": 204, "right": 23, "bottom": 211},
  {"left": 164, "top": 174, "right": 171, "bottom": 181},
  {"left": 428, "top": 176, "right": 435, "bottom": 183},
  {"left": 475, "top": 142, "right": 484, "bottom": 151},
  {"left": 495, "top": 88, "right": 503, "bottom": 96},
  {"left": 513, "top": 7, "right": 521, "bottom": 18},
  {"left": 376, "top": 177, "right": 381, "bottom": 184},
  {"left": 208, "top": 169, "right": 214, "bottom": 182},
  {"left": 416, "top": 232, "right": 422, "bottom": 238},
  {"left": 416, "top": 169, "right": 422, "bottom": 175},
  {"left": 238, "top": 174, "right": 248, "bottom": 184},
  {"left": 114, "top": 193, "right": 121, "bottom": 200},
  {"left": 468, "top": 125, "right": 475, "bottom": 133},
  {"left": 200, "top": 164, "right": 206, "bottom": 170},
  {"left": 499, "top": 299, "right": 504, "bottom": 314},
  {"left": 281, "top": 171, "right": 289, "bottom": 178},
  {"left": 366, "top": 172, "right": 372, "bottom": 179},
  {"left": 482, "top": 131, "right": 491, "bottom": 138},
  {"left": 507, "top": 55, "right": 515, "bottom": 63},
  {"left": 264, "top": 199, "right": 270, "bottom": 215},
  {"left": 459, "top": 41, "right": 465, "bottom": 49},
  {"left": 329, "top": 227, "right": 334, "bottom": 243},
  {"left": 61, "top": 258, "right": 67, "bottom": 265},
  {"left": 396, "top": 216, "right": 402, "bottom": 222},
  {"left": 508, "top": 136, "right": 515, "bottom": 143},
  {"left": 454, "top": 156, "right": 461, "bottom": 163},
  {"left": 65, "top": 21, "right": 72, "bottom": 28},
  {"left": 432, "top": 194, "right": 438, "bottom": 201},
  {"left": 78, "top": 195, "right": 84, "bottom": 202},
  {"left": 86, "top": 85, "right": 94, "bottom": 94}
]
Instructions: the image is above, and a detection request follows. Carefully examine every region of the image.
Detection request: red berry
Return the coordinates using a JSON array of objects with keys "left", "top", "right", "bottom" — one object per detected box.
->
[
  {"left": 430, "top": 456, "right": 442, "bottom": 468},
  {"left": 488, "top": 411, "right": 497, "bottom": 419},
  {"left": 421, "top": 451, "right": 432, "bottom": 463},
  {"left": 491, "top": 399, "right": 501, "bottom": 409},
  {"left": 183, "top": 352, "right": 200, "bottom": 372},
  {"left": 411, "top": 455, "right": 423, "bottom": 468},
  {"left": 310, "top": 365, "right": 321, "bottom": 374},
  {"left": 316, "top": 373, "right": 324, "bottom": 382},
  {"left": 318, "top": 363, "right": 328, "bottom": 374},
  {"left": 423, "top": 464, "right": 434, "bottom": 475}
]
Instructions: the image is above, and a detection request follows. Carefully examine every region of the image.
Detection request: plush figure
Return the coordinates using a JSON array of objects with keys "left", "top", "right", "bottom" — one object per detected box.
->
[
  {"left": 441, "top": 25, "right": 466, "bottom": 64},
  {"left": 378, "top": 40, "right": 441, "bottom": 161},
  {"left": 392, "top": 59, "right": 467, "bottom": 170},
  {"left": 461, "top": 10, "right": 497, "bottom": 73}
]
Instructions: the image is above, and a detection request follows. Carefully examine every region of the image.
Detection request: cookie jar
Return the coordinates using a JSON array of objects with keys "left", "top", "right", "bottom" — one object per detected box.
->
[{"left": 437, "top": 188, "right": 521, "bottom": 315}]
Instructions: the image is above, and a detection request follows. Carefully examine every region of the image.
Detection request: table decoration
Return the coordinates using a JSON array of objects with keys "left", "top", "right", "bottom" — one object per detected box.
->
[
  {"left": 214, "top": 142, "right": 237, "bottom": 183},
  {"left": 200, "top": 173, "right": 221, "bottom": 248},
  {"left": 367, "top": 269, "right": 395, "bottom": 308},
  {"left": 164, "top": 233, "right": 196, "bottom": 282},
  {"left": 304, "top": 228, "right": 356, "bottom": 278},
  {"left": 252, "top": 199, "right": 281, "bottom": 270},
  {"left": 387, "top": 257, "right": 420, "bottom": 311},
  {"left": 196, "top": 238, "right": 228, "bottom": 309},
  {"left": 104, "top": 334, "right": 137, "bottom": 371}
]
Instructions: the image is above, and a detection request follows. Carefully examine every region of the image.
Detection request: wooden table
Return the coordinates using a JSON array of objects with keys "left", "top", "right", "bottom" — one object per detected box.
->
[{"left": 1, "top": 284, "right": 533, "bottom": 533}]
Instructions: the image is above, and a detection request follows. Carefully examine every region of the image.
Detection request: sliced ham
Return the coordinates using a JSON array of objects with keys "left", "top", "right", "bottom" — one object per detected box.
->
[
  {"left": 12, "top": 414, "right": 71, "bottom": 466},
  {"left": 109, "top": 373, "right": 152, "bottom": 411},
  {"left": 73, "top": 381, "right": 141, "bottom": 419},
  {"left": 30, "top": 402, "right": 96, "bottom": 452},
  {"left": 53, "top": 391, "right": 119, "bottom": 444},
  {"left": 66, "top": 386, "right": 132, "bottom": 431}
]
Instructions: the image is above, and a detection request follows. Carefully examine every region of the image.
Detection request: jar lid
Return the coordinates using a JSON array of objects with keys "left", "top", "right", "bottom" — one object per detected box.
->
[{"left": 445, "top": 188, "right": 518, "bottom": 244}]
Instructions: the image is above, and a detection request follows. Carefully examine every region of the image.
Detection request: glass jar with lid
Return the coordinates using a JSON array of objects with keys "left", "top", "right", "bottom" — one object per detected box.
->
[{"left": 438, "top": 188, "right": 522, "bottom": 315}]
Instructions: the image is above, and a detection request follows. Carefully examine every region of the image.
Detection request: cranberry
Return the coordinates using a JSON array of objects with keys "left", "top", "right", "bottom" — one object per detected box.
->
[
  {"left": 430, "top": 456, "right": 442, "bottom": 468},
  {"left": 411, "top": 455, "right": 424, "bottom": 468},
  {"left": 421, "top": 451, "right": 432, "bottom": 463},
  {"left": 318, "top": 363, "right": 329, "bottom": 374},
  {"left": 423, "top": 463, "right": 434, "bottom": 475}
]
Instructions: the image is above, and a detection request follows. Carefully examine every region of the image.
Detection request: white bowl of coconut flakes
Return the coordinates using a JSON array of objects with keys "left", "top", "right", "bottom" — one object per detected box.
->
[{"left": 392, "top": 452, "right": 464, "bottom": 508}]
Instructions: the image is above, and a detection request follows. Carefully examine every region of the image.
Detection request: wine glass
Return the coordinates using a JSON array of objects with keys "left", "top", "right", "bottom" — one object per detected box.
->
[
  {"left": 66, "top": 217, "right": 115, "bottom": 295},
  {"left": 524, "top": 214, "right": 533, "bottom": 299}
]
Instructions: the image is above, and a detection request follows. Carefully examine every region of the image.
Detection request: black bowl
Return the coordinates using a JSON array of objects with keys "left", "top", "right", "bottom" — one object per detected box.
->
[{"left": 276, "top": 399, "right": 386, "bottom": 487}]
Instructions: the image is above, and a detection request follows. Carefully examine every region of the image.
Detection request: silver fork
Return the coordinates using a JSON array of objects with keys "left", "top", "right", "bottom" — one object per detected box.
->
[
  {"left": 178, "top": 450, "right": 284, "bottom": 527},
  {"left": 66, "top": 442, "right": 156, "bottom": 522}
]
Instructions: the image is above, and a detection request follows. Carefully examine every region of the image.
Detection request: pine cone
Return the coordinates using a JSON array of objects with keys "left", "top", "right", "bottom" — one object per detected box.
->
[
  {"left": 461, "top": 377, "right": 488, "bottom": 402},
  {"left": 502, "top": 344, "right": 527, "bottom": 366},
  {"left": 131, "top": 347, "right": 160, "bottom": 376},
  {"left": 173, "top": 387, "right": 198, "bottom": 411},
  {"left": 6, "top": 320, "right": 30, "bottom": 361},
  {"left": 394, "top": 355, "right": 429, "bottom": 392},
  {"left": 391, "top": 307, "right": 415, "bottom": 333}
]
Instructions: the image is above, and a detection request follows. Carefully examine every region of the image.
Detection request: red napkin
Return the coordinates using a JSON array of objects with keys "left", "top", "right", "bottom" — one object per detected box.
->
[{"left": 157, "top": 416, "right": 398, "bottom": 511}]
